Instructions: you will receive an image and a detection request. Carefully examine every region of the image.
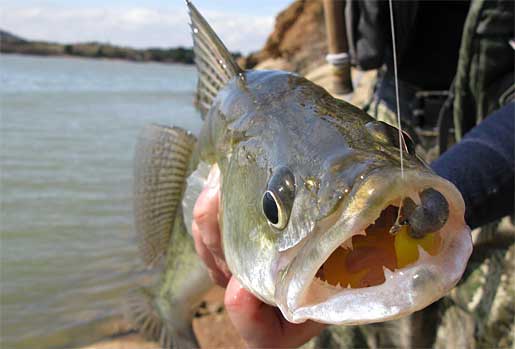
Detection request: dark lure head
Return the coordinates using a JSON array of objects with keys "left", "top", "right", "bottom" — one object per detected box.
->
[{"left": 399, "top": 188, "right": 450, "bottom": 239}]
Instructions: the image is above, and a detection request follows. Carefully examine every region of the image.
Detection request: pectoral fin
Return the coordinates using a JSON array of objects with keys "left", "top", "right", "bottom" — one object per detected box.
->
[
  {"left": 125, "top": 287, "right": 199, "bottom": 349},
  {"left": 133, "top": 124, "right": 196, "bottom": 267},
  {"left": 125, "top": 287, "right": 172, "bottom": 347}
]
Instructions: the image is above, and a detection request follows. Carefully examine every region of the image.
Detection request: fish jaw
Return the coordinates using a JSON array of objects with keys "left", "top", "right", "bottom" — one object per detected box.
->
[{"left": 274, "top": 169, "right": 472, "bottom": 325}]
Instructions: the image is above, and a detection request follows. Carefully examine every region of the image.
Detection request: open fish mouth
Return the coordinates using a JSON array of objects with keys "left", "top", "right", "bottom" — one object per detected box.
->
[{"left": 276, "top": 169, "right": 473, "bottom": 325}]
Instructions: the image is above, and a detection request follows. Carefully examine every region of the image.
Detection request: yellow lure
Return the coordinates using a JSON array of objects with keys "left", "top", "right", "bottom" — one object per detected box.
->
[{"left": 395, "top": 225, "right": 441, "bottom": 268}]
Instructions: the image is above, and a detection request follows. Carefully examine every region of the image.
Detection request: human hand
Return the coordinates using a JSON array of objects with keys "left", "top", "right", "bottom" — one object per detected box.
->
[
  {"left": 192, "top": 166, "right": 231, "bottom": 287},
  {"left": 192, "top": 166, "right": 326, "bottom": 348}
]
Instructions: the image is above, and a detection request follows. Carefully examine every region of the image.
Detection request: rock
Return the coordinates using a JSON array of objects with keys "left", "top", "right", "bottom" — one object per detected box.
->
[
  {"left": 305, "top": 64, "right": 378, "bottom": 108},
  {"left": 0, "top": 29, "right": 27, "bottom": 44},
  {"left": 79, "top": 333, "right": 160, "bottom": 349},
  {"left": 240, "top": 0, "right": 327, "bottom": 75},
  {"left": 192, "top": 286, "right": 247, "bottom": 349},
  {"left": 255, "top": 57, "right": 295, "bottom": 71},
  {"left": 238, "top": 0, "right": 379, "bottom": 108}
]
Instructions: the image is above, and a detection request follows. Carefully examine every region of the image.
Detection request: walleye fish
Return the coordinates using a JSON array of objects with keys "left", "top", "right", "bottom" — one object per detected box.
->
[{"left": 127, "top": 2, "right": 473, "bottom": 347}]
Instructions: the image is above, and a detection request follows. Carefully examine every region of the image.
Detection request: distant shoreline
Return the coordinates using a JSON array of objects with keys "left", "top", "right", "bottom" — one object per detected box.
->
[
  {"left": 0, "top": 52, "right": 196, "bottom": 66},
  {"left": 0, "top": 29, "right": 240, "bottom": 65}
]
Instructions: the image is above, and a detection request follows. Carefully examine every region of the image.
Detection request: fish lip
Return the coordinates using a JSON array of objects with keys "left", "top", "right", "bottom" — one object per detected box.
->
[{"left": 275, "top": 169, "right": 473, "bottom": 325}]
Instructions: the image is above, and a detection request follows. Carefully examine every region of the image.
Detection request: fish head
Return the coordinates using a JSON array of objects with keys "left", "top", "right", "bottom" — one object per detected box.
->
[
  {"left": 219, "top": 71, "right": 472, "bottom": 325},
  {"left": 275, "top": 168, "right": 472, "bottom": 325}
]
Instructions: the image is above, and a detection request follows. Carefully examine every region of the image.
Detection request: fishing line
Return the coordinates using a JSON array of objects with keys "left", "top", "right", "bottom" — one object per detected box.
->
[
  {"left": 388, "top": 0, "right": 405, "bottom": 179},
  {"left": 388, "top": 0, "right": 407, "bottom": 233}
]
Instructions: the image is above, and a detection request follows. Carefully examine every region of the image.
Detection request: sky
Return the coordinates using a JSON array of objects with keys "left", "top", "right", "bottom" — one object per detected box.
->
[{"left": 0, "top": 0, "right": 292, "bottom": 54}]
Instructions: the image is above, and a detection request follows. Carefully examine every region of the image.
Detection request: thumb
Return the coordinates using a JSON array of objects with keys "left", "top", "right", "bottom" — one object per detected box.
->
[{"left": 224, "top": 277, "right": 326, "bottom": 348}]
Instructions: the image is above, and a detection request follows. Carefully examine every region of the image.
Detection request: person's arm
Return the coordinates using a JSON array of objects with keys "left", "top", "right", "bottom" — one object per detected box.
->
[{"left": 431, "top": 102, "right": 514, "bottom": 229}]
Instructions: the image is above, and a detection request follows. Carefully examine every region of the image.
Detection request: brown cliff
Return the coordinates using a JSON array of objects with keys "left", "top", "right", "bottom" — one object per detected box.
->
[{"left": 239, "top": 0, "right": 327, "bottom": 74}]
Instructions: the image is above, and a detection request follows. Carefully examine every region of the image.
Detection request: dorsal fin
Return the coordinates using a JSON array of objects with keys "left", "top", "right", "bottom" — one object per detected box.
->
[{"left": 187, "top": 1, "right": 243, "bottom": 117}]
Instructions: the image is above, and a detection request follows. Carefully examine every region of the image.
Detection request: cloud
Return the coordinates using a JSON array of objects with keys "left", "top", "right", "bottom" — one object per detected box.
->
[{"left": 0, "top": 4, "right": 274, "bottom": 54}]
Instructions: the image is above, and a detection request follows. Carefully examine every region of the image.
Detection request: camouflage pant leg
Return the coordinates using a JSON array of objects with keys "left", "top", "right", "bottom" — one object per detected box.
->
[{"left": 434, "top": 219, "right": 515, "bottom": 349}]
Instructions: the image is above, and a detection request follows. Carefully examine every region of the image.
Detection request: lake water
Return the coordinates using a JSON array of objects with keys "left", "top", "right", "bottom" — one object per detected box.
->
[{"left": 0, "top": 54, "right": 202, "bottom": 349}]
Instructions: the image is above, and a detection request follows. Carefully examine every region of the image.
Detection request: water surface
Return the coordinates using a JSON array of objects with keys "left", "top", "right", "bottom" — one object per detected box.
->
[{"left": 0, "top": 54, "right": 202, "bottom": 348}]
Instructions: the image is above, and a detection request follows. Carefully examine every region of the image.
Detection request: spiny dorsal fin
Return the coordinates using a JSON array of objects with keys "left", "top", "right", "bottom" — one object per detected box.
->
[
  {"left": 187, "top": 1, "right": 243, "bottom": 117},
  {"left": 133, "top": 124, "right": 196, "bottom": 267}
]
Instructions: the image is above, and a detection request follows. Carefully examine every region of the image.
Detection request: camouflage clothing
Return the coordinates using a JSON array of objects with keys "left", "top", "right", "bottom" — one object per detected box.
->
[{"left": 452, "top": 0, "right": 515, "bottom": 141}]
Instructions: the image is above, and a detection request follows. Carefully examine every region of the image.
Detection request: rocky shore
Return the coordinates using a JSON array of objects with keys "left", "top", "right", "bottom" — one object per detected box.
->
[
  {"left": 77, "top": 287, "right": 244, "bottom": 349},
  {"left": 1, "top": 29, "right": 223, "bottom": 64}
]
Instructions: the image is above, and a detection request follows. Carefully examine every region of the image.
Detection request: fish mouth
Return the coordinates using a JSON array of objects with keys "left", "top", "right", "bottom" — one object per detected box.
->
[{"left": 275, "top": 169, "right": 472, "bottom": 325}]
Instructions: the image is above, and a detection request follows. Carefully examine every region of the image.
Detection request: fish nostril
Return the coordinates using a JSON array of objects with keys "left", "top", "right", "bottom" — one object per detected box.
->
[{"left": 406, "top": 188, "right": 449, "bottom": 239}]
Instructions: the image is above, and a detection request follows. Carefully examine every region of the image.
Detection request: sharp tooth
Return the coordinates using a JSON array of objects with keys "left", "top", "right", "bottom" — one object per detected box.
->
[
  {"left": 336, "top": 282, "right": 341, "bottom": 288},
  {"left": 382, "top": 266, "right": 394, "bottom": 280},
  {"left": 417, "top": 245, "right": 431, "bottom": 261},
  {"left": 346, "top": 283, "right": 351, "bottom": 288},
  {"left": 341, "top": 238, "right": 353, "bottom": 250}
]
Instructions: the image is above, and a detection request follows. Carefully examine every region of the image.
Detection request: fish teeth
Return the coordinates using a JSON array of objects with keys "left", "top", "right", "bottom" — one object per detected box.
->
[
  {"left": 382, "top": 266, "right": 395, "bottom": 280},
  {"left": 340, "top": 238, "right": 353, "bottom": 250},
  {"left": 346, "top": 283, "right": 351, "bottom": 288},
  {"left": 355, "top": 230, "right": 367, "bottom": 236}
]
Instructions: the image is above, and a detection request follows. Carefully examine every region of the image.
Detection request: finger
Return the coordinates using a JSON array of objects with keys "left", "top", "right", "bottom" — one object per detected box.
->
[
  {"left": 192, "top": 173, "right": 224, "bottom": 260},
  {"left": 279, "top": 312, "right": 327, "bottom": 347},
  {"left": 224, "top": 276, "right": 277, "bottom": 347},
  {"left": 224, "top": 277, "right": 326, "bottom": 348},
  {"left": 192, "top": 221, "right": 229, "bottom": 287},
  {"left": 191, "top": 165, "right": 231, "bottom": 284}
]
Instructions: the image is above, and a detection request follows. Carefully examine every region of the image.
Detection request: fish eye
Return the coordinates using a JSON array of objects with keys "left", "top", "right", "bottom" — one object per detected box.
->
[
  {"left": 262, "top": 191, "right": 280, "bottom": 225},
  {"left": 262, "top": 167, "right": 295, "bottom": 230},
  {"left": 365, "top": 121, "right": 415, "bottom": 155}
]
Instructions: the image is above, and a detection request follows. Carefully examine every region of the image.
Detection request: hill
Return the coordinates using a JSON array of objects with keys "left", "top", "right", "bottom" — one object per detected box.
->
[{"left": 0, "top": 29, "right": 203, "bottom": 64}]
